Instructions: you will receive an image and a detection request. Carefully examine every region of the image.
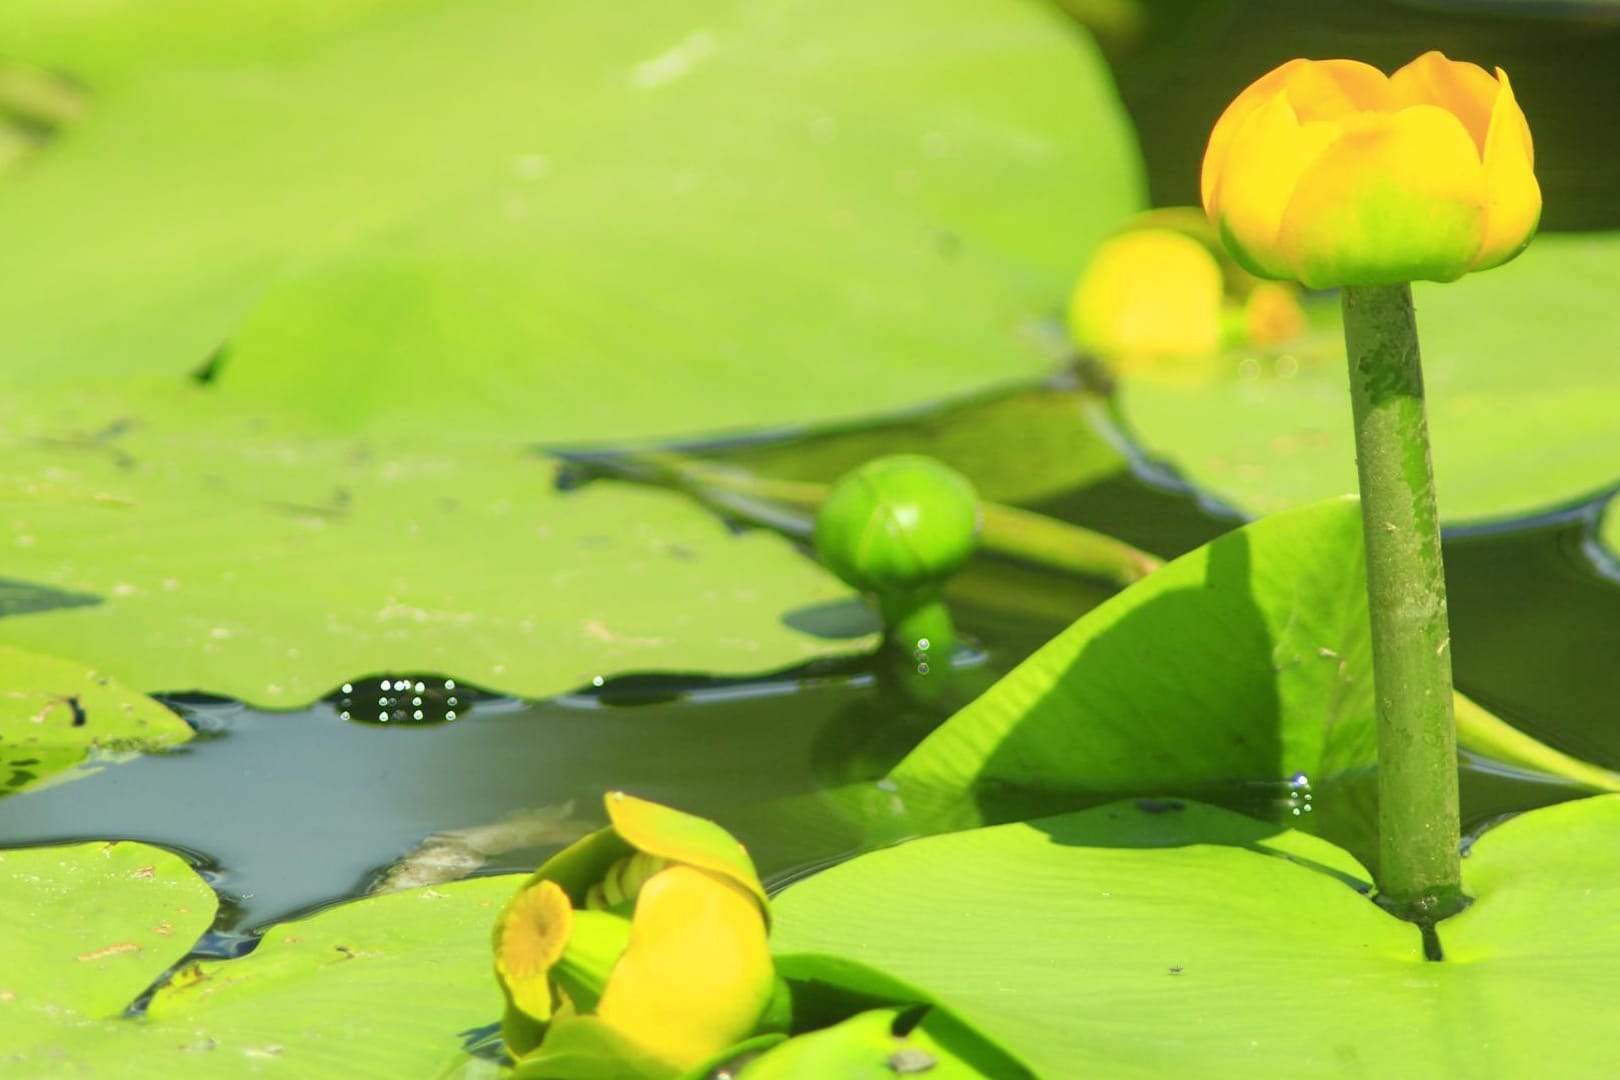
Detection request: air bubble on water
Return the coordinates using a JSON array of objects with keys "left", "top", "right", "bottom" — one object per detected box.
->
[{"left": 1286, "top": 772, "right": 1314, "bottom": 817}]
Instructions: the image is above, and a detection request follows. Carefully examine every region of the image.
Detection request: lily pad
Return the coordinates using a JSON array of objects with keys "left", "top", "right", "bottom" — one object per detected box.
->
[
  {"left": 0, "top": 385, "right": 867, "bottom": 707},
  {"left": 0, "top": 0, "right": 1141, "bottom": 445},
  {"left": 771, "top": 795, "right": 1620, "bottom": 1078},
  {"left": 882, "top": 498, "right": 1620, "bottom": 863},
  {"left": 0, "top": 645, "right": 192, "bottom": 798},
  {"left": 0, "top": 841, "right": 216, "bottom": 1049},
  {"left": 1116, "top": 232, "right": 1620, "bottom": 524},
  {"left": 12, "top": 871, "right": 524, "bottom": 1077},
  {"left": 736, "top": 1007, "right": 1021, "bottom": 1080}
]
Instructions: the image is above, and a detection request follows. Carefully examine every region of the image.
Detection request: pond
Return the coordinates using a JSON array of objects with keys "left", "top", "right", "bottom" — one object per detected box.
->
[
  {"left": 3, "top": 382, "right": 1613, "bottom": 939},
  {"left": 4, "top": 0, "right": 1620, "bottom": 1075}
]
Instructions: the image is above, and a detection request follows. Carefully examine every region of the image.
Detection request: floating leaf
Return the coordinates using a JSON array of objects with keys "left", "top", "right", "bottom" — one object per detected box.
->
[
  {"left": 0, "top": 0, "right": 1141, "bottom": 445},
  {"left": 1117, "top": 233, "right": 1620, "bottom": 524},
  {"left": 14, "top": 873, "right": 523, "bottom": 1077},
  {"left": 772, "top": 795, "right": 1620, "bottom": 1078},
  {"left": 0, "top": 385, "right": 867, "bottom": 707},
  {"left": 0, "top": 841, "right": 216, "bottom": 1048},
  {"left": 0, "top": 645, "right": 191, "bottom": 798},
  {"left": 884, "top": 498, "right": 1620, "bottom": 864}
]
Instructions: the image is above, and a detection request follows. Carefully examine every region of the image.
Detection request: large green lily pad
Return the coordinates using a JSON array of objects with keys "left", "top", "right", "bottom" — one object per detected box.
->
[
  {"left": 772, "top": 795, "right": 1620, "bottom": 1078},
  {"left": 0, "top": 841, "right": 216, "bottom": 1050},
  {"left": 0, "top": 0, "right": 1141, "bottom": 445},
  {"left": 0, "top": 385, "right": 868, "bottom": 707},
  {"left": 1117, "top": 233, "right": 1620, "bottom": 524},
  {"left": 8, "top": 849, "right": 523, "bottom": 1078},
  {"left": 881, "top": 498, "right": 1620, "bottom": 863},
  {"left": 0, "top": 645, "right": 192, "bottom": 798}
]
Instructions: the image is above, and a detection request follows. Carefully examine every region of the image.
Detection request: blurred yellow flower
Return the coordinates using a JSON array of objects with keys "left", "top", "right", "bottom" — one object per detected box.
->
[
  {"left": 1201, "top": 51, "right": 1540, "bottom": 288},
  {"left": 1067, "top": 208, "right": 1308, "bottom": 371},
  {"left": 493, "top": 792, "right": 775, "bottom": 1077},
  {"left": 1068, "top": 228, "right": 1225, "bottom": 361}
]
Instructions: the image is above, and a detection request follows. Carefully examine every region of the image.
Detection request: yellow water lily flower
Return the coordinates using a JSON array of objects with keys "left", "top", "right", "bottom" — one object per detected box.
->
[
  {"left": 1067, "top": 207, "right": 1308, "bottom": 371},
  {"left": 1068, "top": 227, "right": 1226, "bottom": 361},
  {"left": 1201, "top": 51, "right": 1540, "bottom": 288},
  {"left": 493, "top": 792, "right": 776, "bottom": 1077}
]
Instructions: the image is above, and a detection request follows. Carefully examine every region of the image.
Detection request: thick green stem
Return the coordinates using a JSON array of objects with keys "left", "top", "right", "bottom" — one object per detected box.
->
[{"left": 1342, "top": 284, "right": 1465, "bottom": 924}]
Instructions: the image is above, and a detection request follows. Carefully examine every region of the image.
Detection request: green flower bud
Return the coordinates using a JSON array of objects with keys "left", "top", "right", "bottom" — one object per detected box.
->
[{"left": 813, "top": 456, "right": 980, "bottom": 596}]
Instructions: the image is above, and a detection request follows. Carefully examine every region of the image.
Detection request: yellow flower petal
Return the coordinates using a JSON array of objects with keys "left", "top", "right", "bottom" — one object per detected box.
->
[
  {"left": 1277, "top": 57, "right": 1392, "bottom": 121},
  {"left": 602, "top": 792, "right": 768, "bottom": 915},
  {"left": 1207, "top": 91, "right": 1340, "bottom": 279},
  {"left": 1389, "top": 50, "right": 1497, "bottom": 152},
  {"left": 1067, "top": 229, "right": 1223, "bottom": 360},
  {"left": 1277, "top": 105, "right": 1488, "bottom": 287},
  {"left": 1202, "top": 58, "right": 1384, "bottom": 215},
  {"left": 594, "top": 865, "right": 773, "bottom": 1070},
  {"left": 494, "top": 879, "right": 573, "bottom": 1024},
  {"left": 1202, "top": 58, "right": 1309, "bottom": 213},
  {"left": 1471, "top": 67, "right": 1541, "bottom": 271}
]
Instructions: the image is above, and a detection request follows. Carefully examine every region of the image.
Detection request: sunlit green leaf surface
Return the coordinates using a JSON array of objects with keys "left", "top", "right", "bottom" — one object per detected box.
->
[
  {"left": 772, "top": 795, "right": 1620, "bottom": 1079},
  {"left": 0, "top": 386, "right": 869, "bottom": 707},
  {"left": 13, "top": 872, "right": 522, "bottom": 1078},
  {"left": 883, "top": 499, "right": 1619, "bottom": 864},
  {"left": 0, "top": 841, "right": 216, "bottom": 1049},
  {"left": 0, "top": 0, "right": 1141, "bottom": 445}
]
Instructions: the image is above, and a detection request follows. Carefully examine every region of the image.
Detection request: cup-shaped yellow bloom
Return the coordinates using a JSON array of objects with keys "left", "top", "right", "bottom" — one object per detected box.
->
[
  {"left": 1201, "top": 51, "right": 1540, "bottom": 288},
  {"left": 493, "top": 792, "right": 775, "bottom": 1078}
]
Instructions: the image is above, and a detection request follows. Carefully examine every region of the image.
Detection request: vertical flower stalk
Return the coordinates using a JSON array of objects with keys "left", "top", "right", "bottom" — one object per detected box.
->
[
  {"left": 1342, "top": 284, "right": 1463, "bottom": 921},
  {"left": 1201, "top": 51, "right": 1540, "bottom": 923}
]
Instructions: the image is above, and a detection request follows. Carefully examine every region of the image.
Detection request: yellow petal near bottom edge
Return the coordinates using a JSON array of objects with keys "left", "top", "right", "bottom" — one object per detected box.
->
[{"left": 593, "top": 864, "right": 775, "bottom": 1070}]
